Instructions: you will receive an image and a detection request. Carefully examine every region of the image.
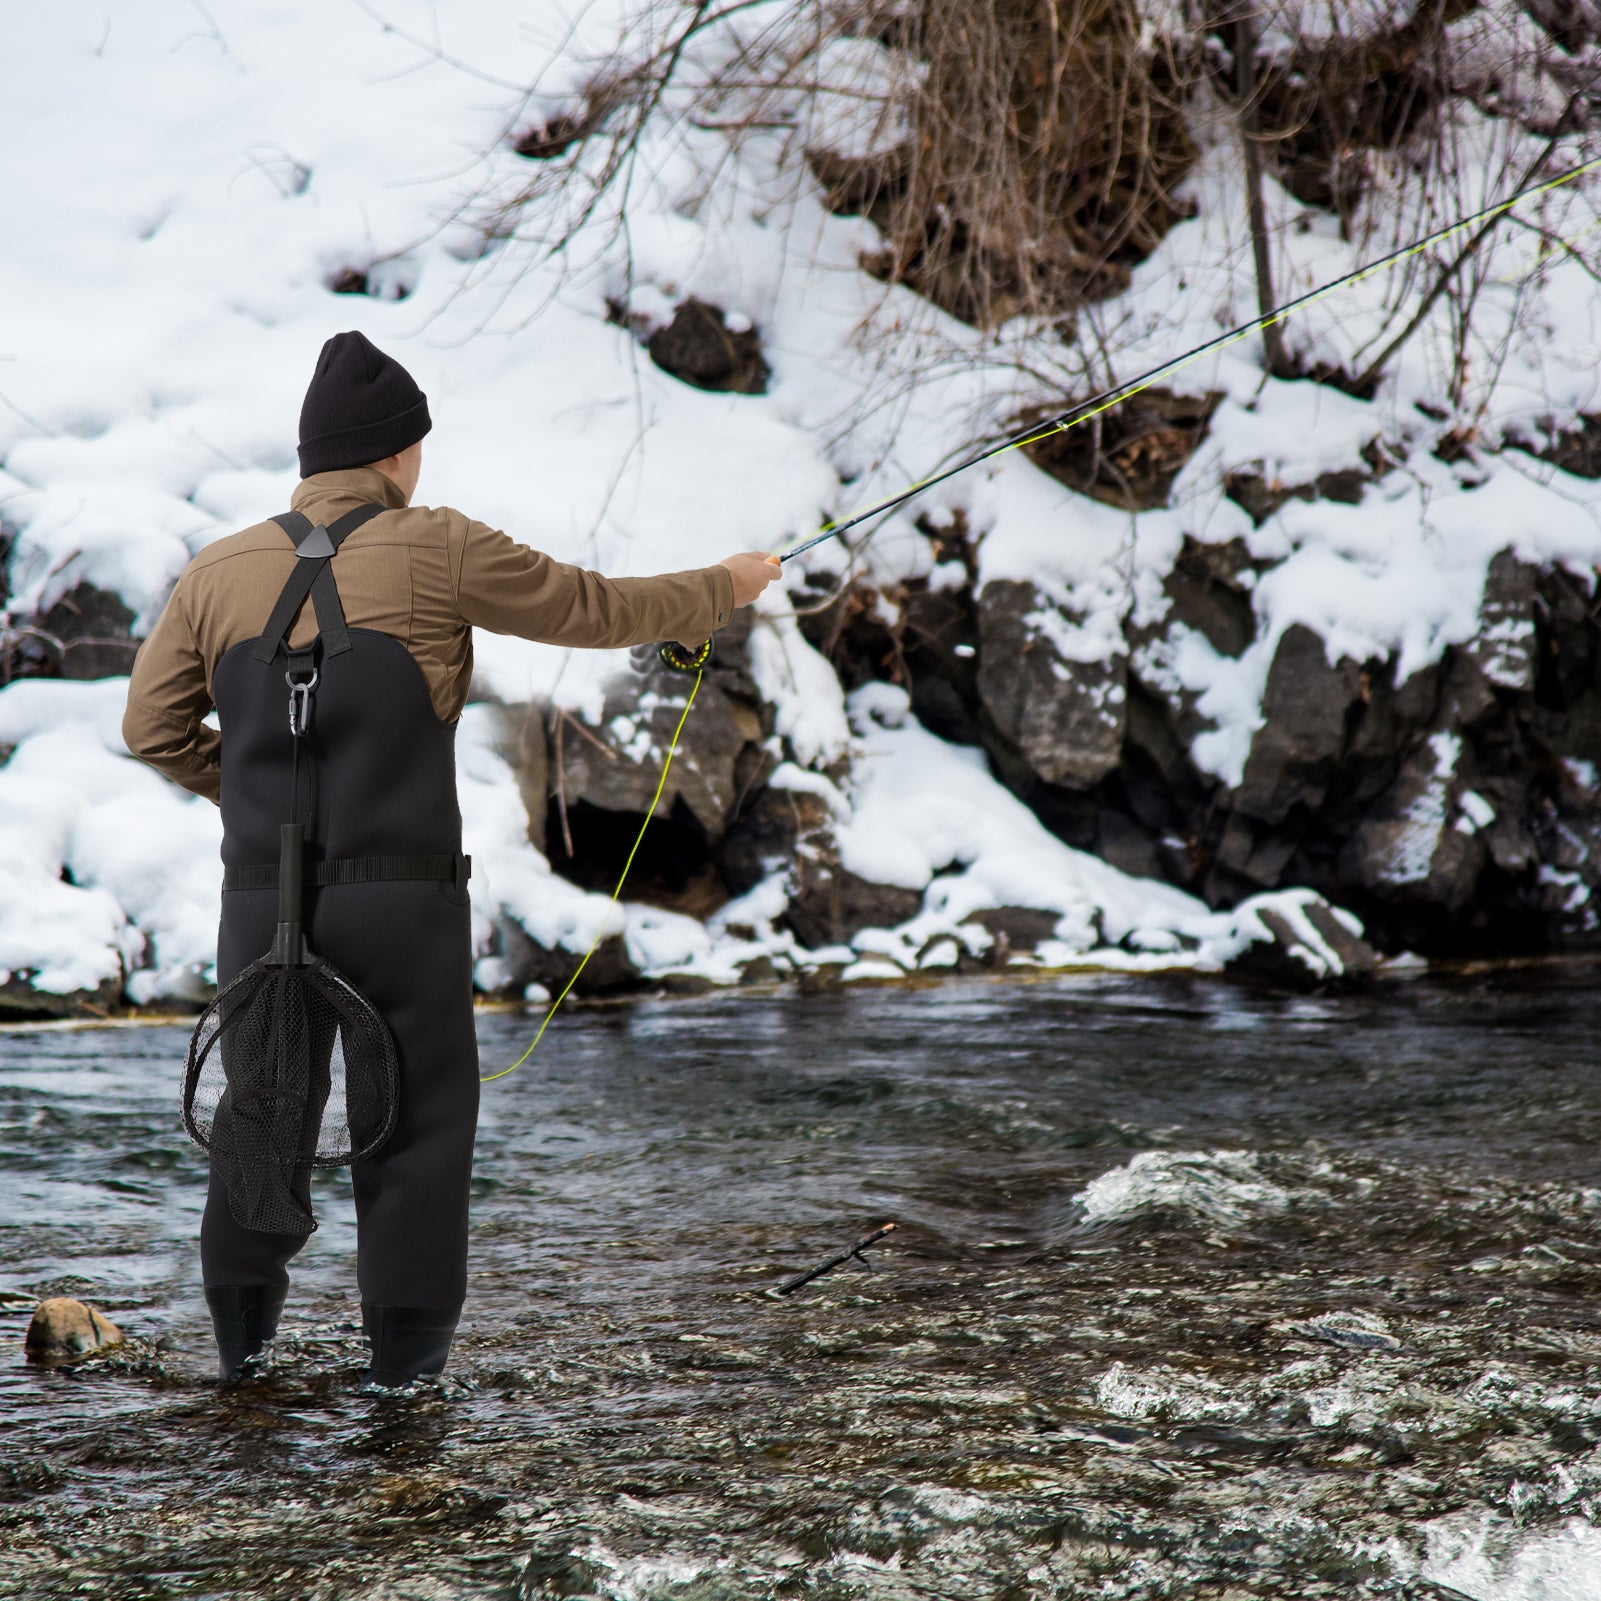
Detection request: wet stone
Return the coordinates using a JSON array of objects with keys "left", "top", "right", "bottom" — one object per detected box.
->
[{"left": 24, "top": 1298, "right": 124, "bottom": 1363}]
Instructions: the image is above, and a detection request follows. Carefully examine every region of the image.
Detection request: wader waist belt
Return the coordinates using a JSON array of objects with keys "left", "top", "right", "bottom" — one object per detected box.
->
[{"left": 222, "top": 852, "right": 470, "bottom": 894}]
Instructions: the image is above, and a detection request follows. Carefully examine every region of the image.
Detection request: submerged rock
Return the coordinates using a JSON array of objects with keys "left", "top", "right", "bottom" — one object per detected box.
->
[{"left": 24, "top": 1298, "right": 124, "bottom": 1362}]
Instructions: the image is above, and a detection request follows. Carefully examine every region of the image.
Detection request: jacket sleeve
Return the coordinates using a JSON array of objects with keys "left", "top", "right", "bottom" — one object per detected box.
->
[
  {"left": 121, "top": 573, "right": 222, "bottom": 804},
  {"left": 449, "top": 516, "right": 736, "bottom": 648}
]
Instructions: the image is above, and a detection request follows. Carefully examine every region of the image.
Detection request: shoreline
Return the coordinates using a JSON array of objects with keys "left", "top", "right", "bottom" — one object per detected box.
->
[{"left": 7, "top": 947, "right": 1601, "bottom": 1034}]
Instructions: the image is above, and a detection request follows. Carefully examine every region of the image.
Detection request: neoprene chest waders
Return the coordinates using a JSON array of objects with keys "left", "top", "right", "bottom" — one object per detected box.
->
[{"left": 197, "top": 503, "right": 478, "bottom": 1381}]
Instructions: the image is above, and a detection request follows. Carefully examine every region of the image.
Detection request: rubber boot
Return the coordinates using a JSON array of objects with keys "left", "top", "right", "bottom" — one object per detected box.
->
[
  {"left": 205, "top": 1283, "right": 288, "bottom": 1383},
  {"left": 359, "top": 1303, "right": 460, "bottom": 1389}
]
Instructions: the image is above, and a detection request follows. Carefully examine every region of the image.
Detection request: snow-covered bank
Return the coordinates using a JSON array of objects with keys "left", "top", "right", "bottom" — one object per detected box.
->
[
  {"left": 0, "top": 669, "right": 1360, "bottom": 1016},
  {"left": 5, "top": 2, "right": 1601, "bottom": 1014}
]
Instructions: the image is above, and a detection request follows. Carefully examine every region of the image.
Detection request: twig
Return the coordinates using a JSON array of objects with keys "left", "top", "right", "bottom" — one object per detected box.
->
[
  {"left": 1354, "top": 106, "right": 1579, "bottom": 395},
  {"left": 777, "top": 1223, "right": 897, "bottom": 1296}
]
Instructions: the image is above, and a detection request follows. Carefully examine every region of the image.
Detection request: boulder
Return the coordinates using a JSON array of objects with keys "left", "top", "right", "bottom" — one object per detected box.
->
[
  {"left": 646, "top": 299, "right": 770, "bottom": 395},
  {"left": 1235, "top": 624, "right": 1364, "bottom": 825},
  {"left": 1342, "top": 731, "right": 1485, "bottom": 911},
  {"left": 718, "top": 779, "right": 827, "bottom": 899},
  {"left": 549, "top": 644, "right": 774, "bottom": 855},
  {"left": 787, "top": 862, "right": 923, "bottom": 950},
  {"left": 486, "top": 914, "right": 640, "bottom": 999},
  {"left": 719, "top": 780, "right": 923, "bottom": 949},
  {"left": 977, "top": 579, "right": 1127, "bottom": 790},
  {"left": 1512, "top": 412, "right": 1601, "bottom": 478},
  {"left": 957, "top": 906, "right": 1063, "bottom": 967},
  {"left": 0, "top": 970, "right": 124, "bottom": 1022},
  {"left": 24, "top": 1298, "right": 124, "bottom": 1362},
  {"left": 1223, "top": 463, "right": 1369, "bottom": 527},
  {"left": 1465, "top": 549, "right": 1540, "bottom": 693},
  {"left": 489, "top": 702, "right": 550, "bottom": 856},
  {"left": 792, "top": 573, "right": 985, "bottom": 748},
  {"left": 1221, "top": 891, "right": 1380, "bottom": 989},
  {"left": 1159, "top": 535, "right": 1259, "bottom": 659},
  {"left": 3, "top": 581, "right": 140, "bottom": 680}
]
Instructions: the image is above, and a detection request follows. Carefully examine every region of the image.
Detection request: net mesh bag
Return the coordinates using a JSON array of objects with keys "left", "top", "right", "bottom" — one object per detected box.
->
[{"left": 183, "top": 825, "right": 399, "bottom": 1235}]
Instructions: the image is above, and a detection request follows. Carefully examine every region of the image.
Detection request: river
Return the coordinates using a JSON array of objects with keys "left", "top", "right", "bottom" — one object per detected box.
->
[{"left": 3, "top": 969, "right": 1601, "bottom": 1599}]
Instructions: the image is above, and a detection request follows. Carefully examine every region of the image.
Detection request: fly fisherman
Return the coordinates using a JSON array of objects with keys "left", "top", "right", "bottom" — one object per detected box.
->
[{"left": 123, "top": 330, "right": 781, "bottom": 1386}]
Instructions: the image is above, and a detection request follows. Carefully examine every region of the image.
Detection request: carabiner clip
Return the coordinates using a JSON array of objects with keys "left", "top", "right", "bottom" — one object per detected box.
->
[{"left": 286, "top": 666, "right": 319, "bottom": 738}]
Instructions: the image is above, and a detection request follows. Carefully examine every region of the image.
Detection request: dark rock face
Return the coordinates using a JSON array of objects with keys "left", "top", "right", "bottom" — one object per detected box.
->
[
  {"left": 0, "top": 969, "right": 124, "bottom": 1022},
  {"left": 1237, "top": 624, "right": 1364, "bottom": 827},
  {"left": 791, "top": 532, "right": 985, "bottom": 749},
  {"left": 962, "top": 530, "right": 1601, "bottom": 957},
  {"left": 646, "top": 299, "right": 770, "bottom": 395},
  {"left": 1161, "top": 535, "right": 1258, "bottom": 658},
  {"left": 3, "top": 581, "right": 140, "bottom": 681},
  {"left": 977, "top": 579, "right": 1126, "bottom": 790},
  {"left": 538, "top": 627, "right": 775, "bottom": 916}
]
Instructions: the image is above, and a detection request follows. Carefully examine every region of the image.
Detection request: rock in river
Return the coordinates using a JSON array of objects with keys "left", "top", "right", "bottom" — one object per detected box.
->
[{"left": 24, "top": 1298, "right": 124, "bottom": 1362}]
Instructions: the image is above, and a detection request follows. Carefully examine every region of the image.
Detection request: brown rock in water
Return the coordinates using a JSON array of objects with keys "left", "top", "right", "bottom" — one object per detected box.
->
[{"left": 24, "top": 1298, "right": 124, "bottom": 1362}]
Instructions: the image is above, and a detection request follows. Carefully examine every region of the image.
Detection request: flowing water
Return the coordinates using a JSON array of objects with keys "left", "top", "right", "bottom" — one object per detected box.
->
[{"left": 3, "top": 969, "right": 1601, "bottom": 1600}]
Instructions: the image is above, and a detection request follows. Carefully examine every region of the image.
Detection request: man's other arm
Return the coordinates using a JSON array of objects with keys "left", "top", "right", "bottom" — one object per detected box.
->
[{"left": 122, "top": 573, "right": 222, "bottom": 803}]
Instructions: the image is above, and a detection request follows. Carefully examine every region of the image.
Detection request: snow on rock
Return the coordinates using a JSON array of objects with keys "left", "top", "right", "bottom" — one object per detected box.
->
[{"left": 834, "top": 683, "right": 1216, "bottom": 968}]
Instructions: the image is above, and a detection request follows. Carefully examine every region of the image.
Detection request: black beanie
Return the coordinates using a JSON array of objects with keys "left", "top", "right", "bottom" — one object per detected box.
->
[{"left": 297, "top": 330, "right": 432, "bottom": 477}]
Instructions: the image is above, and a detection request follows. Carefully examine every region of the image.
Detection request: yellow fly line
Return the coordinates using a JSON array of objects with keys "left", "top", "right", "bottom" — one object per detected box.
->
[
  {"left": 484, "top": 151, "right": 1601, "bottom": 1084},
  {"left": 480, "top": 668, "right": 705, "bottom": 1083}
]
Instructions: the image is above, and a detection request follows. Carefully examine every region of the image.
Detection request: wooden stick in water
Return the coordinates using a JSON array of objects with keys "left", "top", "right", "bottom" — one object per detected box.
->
[{"left": 777, "top": 1223, "right": 897, "bottom": 1296}]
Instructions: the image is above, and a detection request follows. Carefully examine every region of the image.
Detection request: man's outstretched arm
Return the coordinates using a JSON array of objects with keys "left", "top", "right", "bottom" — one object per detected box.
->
[{"left": 450, "top": 516, "right": 780, "bottom": 648}]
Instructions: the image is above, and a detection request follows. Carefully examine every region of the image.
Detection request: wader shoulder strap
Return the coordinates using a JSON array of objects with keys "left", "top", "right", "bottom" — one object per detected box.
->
[
  {"left": 223, "top": 850, "right": 471, "bottom": 893},
  {"left": 251, "top": 503, "right": 386, "bottom": 663}
]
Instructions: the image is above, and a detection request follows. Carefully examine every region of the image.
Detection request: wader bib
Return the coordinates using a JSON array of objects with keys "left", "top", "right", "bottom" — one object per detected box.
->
[{"left": 200, "top": 503, "right": 479, "bottom": 1311}]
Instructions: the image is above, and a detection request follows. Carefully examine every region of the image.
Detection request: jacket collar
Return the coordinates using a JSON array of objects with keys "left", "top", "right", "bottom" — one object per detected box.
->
[{"left": 290, "top": 467, "right": 409, "bottom": 516}]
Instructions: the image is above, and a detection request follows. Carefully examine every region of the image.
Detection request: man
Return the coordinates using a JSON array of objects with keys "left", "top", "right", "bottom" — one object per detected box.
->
[{"left": 123, "top": 330, "right": 781, "bottom": 1386}]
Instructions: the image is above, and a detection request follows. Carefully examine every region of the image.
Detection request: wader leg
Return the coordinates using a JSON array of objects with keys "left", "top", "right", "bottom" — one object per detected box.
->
[
  {"left": 206, "top": 1283, "right": 288, "bottom": 1383},
  {"left": 313, "top": 881, "right": 478, "bottom": 1312},
  {"left": 359, "top": 1304, "right": 461, "bottom": 1388}
]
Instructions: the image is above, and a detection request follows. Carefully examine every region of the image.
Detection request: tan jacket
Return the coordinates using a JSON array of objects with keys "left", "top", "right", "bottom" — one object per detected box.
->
[{"left": 123, "top": 467, "right": 735, "bottom": 803}]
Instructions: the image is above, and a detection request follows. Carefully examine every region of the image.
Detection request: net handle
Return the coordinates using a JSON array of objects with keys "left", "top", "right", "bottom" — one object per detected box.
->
[{"left": 270, "top": 822, "right": 307, "bottom": 966}]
